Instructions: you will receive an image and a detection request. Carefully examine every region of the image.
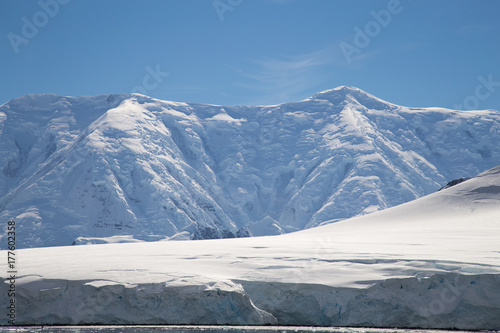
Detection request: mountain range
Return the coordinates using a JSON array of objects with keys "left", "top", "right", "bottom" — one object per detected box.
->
[{"left": 1, "top": 86, "right": 499, "bottom": 248}]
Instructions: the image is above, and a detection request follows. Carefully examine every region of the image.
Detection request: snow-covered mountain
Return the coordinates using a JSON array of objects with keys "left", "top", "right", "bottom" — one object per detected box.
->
[
  {"left": 1, "top": 165, "right": 499, "bottom": 328},
  {"left": 1, "top": 86, "right": 499, "bottom": 248}
]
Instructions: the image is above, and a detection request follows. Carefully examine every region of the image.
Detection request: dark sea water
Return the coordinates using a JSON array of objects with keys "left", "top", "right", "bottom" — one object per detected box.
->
[{"left": 0, "top": 326, "right": 484, "bottom": 333}]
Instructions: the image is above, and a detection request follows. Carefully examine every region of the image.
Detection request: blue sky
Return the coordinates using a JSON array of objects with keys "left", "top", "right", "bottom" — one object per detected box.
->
[{"left": 1, "top": 0, "right": 500, "bottom": 110}]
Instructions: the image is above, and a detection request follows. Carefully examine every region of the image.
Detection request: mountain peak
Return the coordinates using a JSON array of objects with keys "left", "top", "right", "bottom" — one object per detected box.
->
[
  {"left": 310, "top": 86, "right": 395, "bottom": 110},
  {"left": 311, "top": 85, "right": 368, "bottom": 98}
]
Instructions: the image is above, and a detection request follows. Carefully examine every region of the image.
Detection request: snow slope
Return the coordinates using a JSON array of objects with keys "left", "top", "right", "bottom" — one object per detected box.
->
[
  {"left": 1, "top": 87, "right": 500, "bottom": 248},
  {"left": 1, "top": 165, "right": 499, "bottom": 329}
]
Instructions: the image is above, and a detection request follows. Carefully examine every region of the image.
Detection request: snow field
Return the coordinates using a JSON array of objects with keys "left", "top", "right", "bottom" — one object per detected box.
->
[{"left": 1, "top": 166, "right": 500, "bottom": 328}]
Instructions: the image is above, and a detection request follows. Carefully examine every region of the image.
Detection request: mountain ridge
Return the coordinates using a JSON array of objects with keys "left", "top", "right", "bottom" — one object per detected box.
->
[{"left": 1, "top": 87, "right": 499, "bottom": 248}]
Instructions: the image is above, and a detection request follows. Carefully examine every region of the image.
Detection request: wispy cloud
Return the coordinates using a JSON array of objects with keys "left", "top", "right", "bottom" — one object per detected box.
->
[
  {"left": 234, "top": 47, "right": 343, "bottom": 105},
  {"left": 457, "top": 24, "right": 498, "bottom": 35}
]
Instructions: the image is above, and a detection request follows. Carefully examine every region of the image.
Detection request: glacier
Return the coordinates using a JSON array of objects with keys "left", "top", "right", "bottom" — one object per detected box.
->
[
  {"left": 1, "top": 86, "right": 500, "bottom": 248},
  {"left": 1, "top": 165, "right": 499, "bottom": 329}
]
